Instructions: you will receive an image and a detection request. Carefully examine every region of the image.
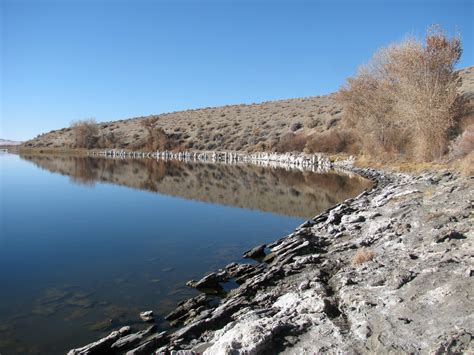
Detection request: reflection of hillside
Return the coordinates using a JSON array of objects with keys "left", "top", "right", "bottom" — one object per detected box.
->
[{"left": 20, "top": 155, "right": 372, "bottom": 218}]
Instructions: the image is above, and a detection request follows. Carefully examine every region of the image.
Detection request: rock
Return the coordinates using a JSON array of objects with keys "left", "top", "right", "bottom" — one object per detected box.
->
[
  {"left": 111, "top": 325, "right": 157, "bottom": 351},
  {"left": 434, "top": 230, "right": 466, "bottom": 243},
  {"left": 326, "top": 210, "right": 342, "bottom": 225},
  {"left": 139, "top": 310, "right": 154, "bottom": 322},
  {"left": 341, "top": 214, "right": 366, "bottom": 224},
  {"left": 68, "top": 331, "right": 120, "bottom": 355},
  {"left": 433, "top": 330, "right": 473, "bottom": 354},
  {"left": 124, "top": 331, "right": 168, "bottom": 355},
  {"left": 226, "top": 263, "right": 265, "bottom": 283},
  {"left": 298, "top": 220, "right": 315, "bottom": 228},
  {"left": 186, "top": 271, "right": 227, "bottom": 292},
  {"left": 165, "top": 294, "right": 209, "bottom": 324},
  {"left": 392, "top": 270, "right": 417, "bottom": 289},
  {"left": 243, "top": 244, "right": 266, "bottom": 259},
  {"left": 119, "top": 326, "right": 131, "bottom": 335},
  {"left": 299, "top": 280, "right": 310, "bottom": 291}
]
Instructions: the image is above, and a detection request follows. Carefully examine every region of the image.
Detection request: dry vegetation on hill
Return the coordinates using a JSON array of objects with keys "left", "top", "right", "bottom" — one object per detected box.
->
[
  {"left": 24, "top": 93, "right": 345, "bottom": 153},
  {"left": 23, "top": 26, "right": 473, "bottom": 164}
]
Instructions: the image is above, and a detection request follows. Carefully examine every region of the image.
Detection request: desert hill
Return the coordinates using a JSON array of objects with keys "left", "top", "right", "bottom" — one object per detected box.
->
[{"left": 23, "top": 66, "right": 473, "bottom": 153}]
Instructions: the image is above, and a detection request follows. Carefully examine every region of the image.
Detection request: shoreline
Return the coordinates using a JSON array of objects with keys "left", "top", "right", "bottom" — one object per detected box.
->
[
  {"left": 18, "top": 147, "right": 354, "bottom": 171},
  {"left": 67, "top": 160, "right": 473, "bottom": 354}
]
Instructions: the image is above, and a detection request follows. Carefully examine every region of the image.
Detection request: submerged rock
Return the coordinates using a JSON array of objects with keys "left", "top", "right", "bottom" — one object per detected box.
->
[{"left": 139, "top": 310, "right": 154, "bottom": 322}]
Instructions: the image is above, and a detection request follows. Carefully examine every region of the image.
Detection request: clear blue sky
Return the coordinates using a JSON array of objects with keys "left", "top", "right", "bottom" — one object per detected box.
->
[{"left": 1, "top": 0, "right": 472, "bottom": 141}]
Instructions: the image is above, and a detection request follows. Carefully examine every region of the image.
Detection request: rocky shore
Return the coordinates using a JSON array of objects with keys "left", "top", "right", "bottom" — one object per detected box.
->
[{"left": 68, "top": 165, "right": 473, "bottom": 354}]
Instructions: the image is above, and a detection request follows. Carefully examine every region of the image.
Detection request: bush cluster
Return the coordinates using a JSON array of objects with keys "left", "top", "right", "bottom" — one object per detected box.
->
[
  {"left": 71, "top": 119, "right": 99, "bottom": 148},
  {"left": 337, "top": 25, "right": 465, "bottom": 161}
]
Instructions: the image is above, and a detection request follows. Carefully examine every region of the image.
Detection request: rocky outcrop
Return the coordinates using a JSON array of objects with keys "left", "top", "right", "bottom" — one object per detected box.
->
[{"left": 68, "top": 168, "right": 473, "bottom": 354}]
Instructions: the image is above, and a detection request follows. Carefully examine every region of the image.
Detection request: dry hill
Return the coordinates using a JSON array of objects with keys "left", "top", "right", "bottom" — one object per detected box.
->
[{"left": 23, "top": 66, "right": 473, "bottom": 154}]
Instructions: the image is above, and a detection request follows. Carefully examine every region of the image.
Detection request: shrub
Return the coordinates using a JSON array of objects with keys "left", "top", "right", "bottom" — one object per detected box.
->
[
  {"left": 456, "top": 151, "right": 474, "bottom": 176},
  {"left": 141, "top": 117, "right": 175, "bottom": 150},
  {"left": 290, "top": 122, "right": 303, "bottom": 132},
  {"left": 337, "top": 25, "right": 465, "bottom": 161},
  {"left": 352, "top": 247, "right": 375, "bottom": 266},
  {"left": 451, "top": 124, "right": 474, "bottom": 157},
  {"left": 305, "top": 129, "right": 359, "bottom": 154},
  {"left": 97, "top": 132, "right": 118, "bottom": 148},
  {"left": 71, "top": 118, "right": 99, "bottom": 148},
  {"left": 307, "top": 119, "right": 321, "bottom": 128},
  {"left": 273, "top": 133, "right": 307, "bottom": 152}
]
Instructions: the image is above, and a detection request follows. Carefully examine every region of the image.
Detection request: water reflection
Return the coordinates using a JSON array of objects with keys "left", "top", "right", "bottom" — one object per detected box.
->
[{"left": 20, "top": 155, "right": 371, "bottom": 218}]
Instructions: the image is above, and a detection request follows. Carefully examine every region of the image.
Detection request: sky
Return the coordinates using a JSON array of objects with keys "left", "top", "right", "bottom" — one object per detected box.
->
[{"left": 1, "top": 0, "right": 473, "bottom": 141}]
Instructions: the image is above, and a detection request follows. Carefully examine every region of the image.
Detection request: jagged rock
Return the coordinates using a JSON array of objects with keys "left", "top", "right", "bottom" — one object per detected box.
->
[
  {"left": 243, "top": 244, "right": 266, "bottom": 259},
  {"left": 226, "top": 263, "right": 265, "bottom": 284},
  {"left": 67, "top": 331, "right": 120, "bottom": 355},
  {"left": 186, "top": 271, "right": 227, "bottom": 292},
  {"left": 111, "top": 325, "right": 157, "bottom": 351},
  {"left": 124, "top": 331, "right": 168, "bottom": 355},
  {"left": 165, "top": 294, "right": 209, "bottom": 323},
  {"left": 326, "top": 210, "right": 342, "bottom": 225}
]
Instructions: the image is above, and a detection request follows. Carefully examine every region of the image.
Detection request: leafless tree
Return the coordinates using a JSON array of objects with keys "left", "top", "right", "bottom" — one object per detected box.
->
[
  {"left": 71, "top": 118, "right": 99, "bottom": 149},
  {"left": 337, "top": 25, "right": 464, "bottom": 161}
]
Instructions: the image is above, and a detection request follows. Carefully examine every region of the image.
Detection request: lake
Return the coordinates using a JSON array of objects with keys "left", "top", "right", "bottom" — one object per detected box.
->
[{"left": 0, "top": 153, "right": 371, "bottom": 354}]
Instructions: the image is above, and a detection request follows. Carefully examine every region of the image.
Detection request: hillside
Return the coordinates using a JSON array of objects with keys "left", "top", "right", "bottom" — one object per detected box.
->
[
  {"left": 23, "top": 94, "right": 343, "bottom": 152},
  {"left": 23, "top": 66, "right": 473, "bottom": 154},
  {"left": 0, "top": 139, "right": 22, "bottom": 146}
]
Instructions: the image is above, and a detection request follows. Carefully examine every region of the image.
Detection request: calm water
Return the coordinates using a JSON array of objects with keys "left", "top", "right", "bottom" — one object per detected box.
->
[{"left": 0, "top": 153, "right": 370, "bottom": 354}]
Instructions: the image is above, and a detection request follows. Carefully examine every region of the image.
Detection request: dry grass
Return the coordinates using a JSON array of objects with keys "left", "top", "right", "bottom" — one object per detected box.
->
[
  {"left": 305, "top": 129, "right": 359, "bottom": 154},
  {"left": 451, "top": 123, "right": 474, "bottom": 157},
  {"left": 353, "top": 153, "right": 450, "bottom": 173},
  {"left": 452, "top": 151, "right": 474, "bottom": 176},
  {"left": 352, "top": 247, "right": 376, "bottom": 266},
  {"left": 18, "top": 147, "right": 90, "bottom": 156}
]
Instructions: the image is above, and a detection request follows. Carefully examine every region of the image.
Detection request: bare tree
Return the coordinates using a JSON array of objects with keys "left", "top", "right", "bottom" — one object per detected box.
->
[
  {"left": 337, "top": 25, "right": 464, "bottom": 161},
  {"left": 71, "top": 118, "right": 99, "bottom": 149}
]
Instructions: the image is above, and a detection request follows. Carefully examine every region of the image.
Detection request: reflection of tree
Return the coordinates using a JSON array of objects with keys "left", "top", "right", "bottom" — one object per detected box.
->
[
  {"left": 20, "top": 154, "right": 371, "bottom": 218},
  {"left": 70, "top": 158, "right": 99, "bottom": 186}
]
